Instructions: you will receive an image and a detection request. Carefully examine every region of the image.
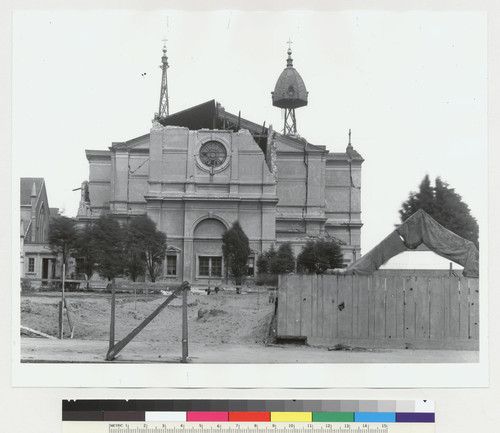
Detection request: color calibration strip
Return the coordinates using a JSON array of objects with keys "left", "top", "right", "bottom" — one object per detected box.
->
[{"left": 62, "top": 400, "right": 434, "bottom": 423}]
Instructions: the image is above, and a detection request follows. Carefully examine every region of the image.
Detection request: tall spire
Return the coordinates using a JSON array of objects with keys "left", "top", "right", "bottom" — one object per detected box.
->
[{"left": 157, "top": 39, "right": 170, "bottom": 119}]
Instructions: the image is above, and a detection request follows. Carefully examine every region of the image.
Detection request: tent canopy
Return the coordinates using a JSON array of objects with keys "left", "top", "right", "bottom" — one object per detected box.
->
[{"left": 346, "top": 209, "right": 479, "bottom": 278}]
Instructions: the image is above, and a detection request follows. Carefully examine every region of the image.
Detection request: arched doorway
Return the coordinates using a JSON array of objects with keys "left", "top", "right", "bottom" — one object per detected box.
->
[{"left": 193, "top": 218, "right": 227, "bottom": 282}]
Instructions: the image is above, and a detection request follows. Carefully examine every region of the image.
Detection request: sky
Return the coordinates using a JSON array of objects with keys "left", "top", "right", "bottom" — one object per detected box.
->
[{"left": 12, "top": 9, "right": 487, "bottom": 254}]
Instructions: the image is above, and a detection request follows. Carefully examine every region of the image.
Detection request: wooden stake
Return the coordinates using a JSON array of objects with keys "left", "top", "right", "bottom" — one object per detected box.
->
[
  {"left": 58, "top": 300, "right": 63, "bottom": 339},
  {"left": 181, "top": 285, "right": 189, "bottom": 363},
  {"left": 60, "top": 263, "right": 65, "bottom": 339},
  {"left": 109, "top": 278, "right": 116, "bottom": 352},
  {"left": 64, "top": 298, "right": 75, "bottom": 338}
]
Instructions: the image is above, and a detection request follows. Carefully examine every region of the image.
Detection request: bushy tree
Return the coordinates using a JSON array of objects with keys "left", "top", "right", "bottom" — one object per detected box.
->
[
  {"left": 222, "top": 221, "right": 250, "bottom": 286},
  {"left": 73, "top": 224, "right": 96, "bottom": 280},
  {"left": 257, "top": 243, "right": 295, "bottom": 285},
  {"left": 270, "top": 243, "right": 296, "bottom": 274},
  {"left": 257, "top": 245, "right": 276, "bottom": 275},
  {"left": 297, "top": 238, "right": 344, "bottom": 274},
  {"left": 400, "top": 175, "right": 479, "bottom": 247},
  {"left": 92, "top": 214, "right": 126, "bottom": 281},
  {"left": 124, "top": 242, "right": 146, "bottom": 282},
  {"left": 48, "top": 215, "right": 77, "bottom": 272},
  {"left": 126, "top": 215, "right": 167, "bottom": 282}
]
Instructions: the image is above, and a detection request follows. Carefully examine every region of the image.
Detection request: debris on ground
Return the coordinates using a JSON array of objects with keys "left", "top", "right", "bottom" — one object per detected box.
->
[{"left": 328, "top": 343, "right": 373, "bottom": 352}]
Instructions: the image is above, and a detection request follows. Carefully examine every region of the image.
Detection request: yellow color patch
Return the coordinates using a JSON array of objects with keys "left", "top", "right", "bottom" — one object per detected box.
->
[{"left": 270, "top": 412, "right": 312, "bottom": 422}]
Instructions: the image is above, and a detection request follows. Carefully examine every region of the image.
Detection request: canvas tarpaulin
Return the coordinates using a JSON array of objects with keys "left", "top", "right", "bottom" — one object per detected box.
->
[{"left": 346, "top": 209, "right": 479, "bottom": 277}]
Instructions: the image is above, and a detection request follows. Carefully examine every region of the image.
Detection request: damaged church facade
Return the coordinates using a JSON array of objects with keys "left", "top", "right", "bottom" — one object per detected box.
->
[{"left": 77, "top": 46, "right": 363, "bottom": 284}]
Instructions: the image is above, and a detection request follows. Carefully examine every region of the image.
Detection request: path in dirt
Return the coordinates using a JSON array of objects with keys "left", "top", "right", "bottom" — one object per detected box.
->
[{"left": 20, "top": 337, "right": 478, "bottom": 364}]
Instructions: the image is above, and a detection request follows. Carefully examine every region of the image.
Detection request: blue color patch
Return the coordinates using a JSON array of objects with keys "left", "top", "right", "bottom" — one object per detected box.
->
[{"left": 354, "top": 412, "right": 396, "bottom": 422}]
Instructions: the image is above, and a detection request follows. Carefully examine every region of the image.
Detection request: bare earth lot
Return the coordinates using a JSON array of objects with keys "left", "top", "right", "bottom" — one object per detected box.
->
[{"left": 20, "top": 289, "right": 478, "bottom": 363}]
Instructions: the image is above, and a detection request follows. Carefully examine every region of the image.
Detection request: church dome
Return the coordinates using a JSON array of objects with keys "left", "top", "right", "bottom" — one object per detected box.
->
[{"left": 272, "top": 48, "right": 308, "bottom": 109}]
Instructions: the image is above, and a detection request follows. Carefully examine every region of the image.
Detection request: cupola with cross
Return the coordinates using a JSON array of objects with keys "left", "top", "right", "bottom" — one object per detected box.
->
[{"left": 271, "top": 40, "right": 309, "bottom": 135}]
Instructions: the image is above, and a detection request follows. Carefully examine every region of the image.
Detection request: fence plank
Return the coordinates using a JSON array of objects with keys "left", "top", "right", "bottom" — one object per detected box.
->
[
  {"left": 449, "top": 277, "right": 460, "bottom": 339},
  {"left": 469, "top": 278, "right": 480, "bottom": 340},
  {"left": 403, "top": 276, "right": 415, "bottom": 339},
  {"left": 443, "top": 276, "right": 451, "bottom": 339},
  {"left": 277, "top": 275, "right": 286, "bottom": 335},
  {"left": 300, "top": 274, "right": 313, "bottom": 337},
  {"left": 294, "top": 275, "right": 303, "bottom": 336},
  {"left": 317, "top": 275, "right": 324, "bottom": 337},
  {"left": 286, "top": 274, "right": 297, "bottom": 336},
  {"left": 330, "top": 275, "right": 341, "bottom": 338},
  {"left": 311, "top": 275, "right": 318, "bottom": 337},
  {"left": 459, "top": 277, "right": 469, "bottom": 340},
  {"left": 395, "top": 276, "right": 405, "bottom": 338},
  {"left": 373, "top": 275, "right": 386, "bottom": 338},
  {"left": 336, "top": 275, "right": 352, "bottom": 338},
  {"left": 352, "top": 275, "right": 359, "bottom": 338},
  {"left": 415, "top": 276, "right": 430, "bottom": 339},
  {"left": 356, "top": 275, "right": 370, "bottom": 338},
  {"left": 385, "top": 275, "right": 398, "bottom": 339},
  {"left": 428, "top": 277, "right": 445, "bottom": 340}
]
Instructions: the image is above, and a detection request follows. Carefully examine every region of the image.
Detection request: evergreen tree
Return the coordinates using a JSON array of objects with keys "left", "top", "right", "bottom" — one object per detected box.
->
[
  {"left": 92, "top": 214, "right": 126, "bottom": 281},
  {"left": 297, "top": 238, "right": 344, "bottom": 274},
  {"left": 399, "top": 176, "right": 479, "bottom": 247},
  {"left": 126, "top": 215, "right": 167, "bottom": 283},
  {"left": 256, "top": 251, "right": 269, "bottom": 275},
  {"left": 73, "top": 224, "right": 97, "bottom": 281},
  {"left": 222, "top": 221, "right": 251, "bottom": 286}
]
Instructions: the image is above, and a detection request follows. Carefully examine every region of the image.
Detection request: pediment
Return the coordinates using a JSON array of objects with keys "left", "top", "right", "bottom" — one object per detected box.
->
[
  {"left": 274, "top": 133, "right": 326, "bottom": 154},
  {"left": 111, "top": 133, "right": 151, "bottom": 151}
]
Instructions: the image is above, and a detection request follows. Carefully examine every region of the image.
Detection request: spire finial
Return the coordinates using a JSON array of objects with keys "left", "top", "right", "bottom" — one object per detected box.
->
[
  {"left": 286, "top": 38, "right": 293, "bottom": 67},
  {"left": 157, "top": 39, "right": 170, "bottom": 118},
  {"left": 346, "top": 129, "right": 354, "bottom": 155}
]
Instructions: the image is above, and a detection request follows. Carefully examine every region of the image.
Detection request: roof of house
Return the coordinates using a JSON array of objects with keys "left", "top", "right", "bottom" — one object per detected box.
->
[{"left": 20, "top": 178, "right": 44, "bottom": 206}]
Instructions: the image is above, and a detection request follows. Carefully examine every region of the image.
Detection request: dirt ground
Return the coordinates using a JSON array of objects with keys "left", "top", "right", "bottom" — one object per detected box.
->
[{"left": 21, "top": 288, "right": 275, "bottom": 347}]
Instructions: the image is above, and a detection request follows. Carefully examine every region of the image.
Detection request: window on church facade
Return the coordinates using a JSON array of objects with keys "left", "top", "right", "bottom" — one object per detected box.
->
[
  {"left": 247, "top": 256, "right": 255, "bottom": 277},
  {"left": 166, "top": 255, "right": 177, "bottom": 276},
  {"left": 28, "top": 257, "right": 35, "bottom": 273},
  {"left": 198, "top": 256, "right": 222, "bottom": 278}
]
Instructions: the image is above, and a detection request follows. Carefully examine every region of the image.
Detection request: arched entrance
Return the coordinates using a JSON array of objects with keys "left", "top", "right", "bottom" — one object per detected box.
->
[{"left": 193, "top": 218, "right": 227, "bottom": 282}]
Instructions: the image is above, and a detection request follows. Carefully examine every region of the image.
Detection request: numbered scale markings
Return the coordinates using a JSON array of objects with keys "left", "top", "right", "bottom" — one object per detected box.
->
[{"left": 62, "top": 422, "right": 434, "bottom": 433}]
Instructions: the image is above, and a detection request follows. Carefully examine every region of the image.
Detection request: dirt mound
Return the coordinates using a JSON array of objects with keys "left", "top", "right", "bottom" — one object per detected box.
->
[{"left": 197, "top": 308, "right": 228, "bottom": 321}]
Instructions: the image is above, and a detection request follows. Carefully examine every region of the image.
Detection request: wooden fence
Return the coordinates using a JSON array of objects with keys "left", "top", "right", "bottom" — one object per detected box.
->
[{"left": 277, "top": 273, "right": 479, "bottom": 350}]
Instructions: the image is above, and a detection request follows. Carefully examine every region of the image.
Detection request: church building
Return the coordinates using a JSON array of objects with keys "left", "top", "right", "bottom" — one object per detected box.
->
[
  {"left": 77, "top": 44, "right": 363, "bottom": 284},
  {"left": 20, "top": 178, "right": 58, "bottom": 281}
]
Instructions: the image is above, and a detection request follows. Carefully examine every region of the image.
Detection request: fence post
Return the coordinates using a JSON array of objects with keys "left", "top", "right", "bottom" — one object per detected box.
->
[
  {"left": 58, "top": 300, "right": 63, "bottom": 339},
  {"left": 60, "top": 264, "right": 66, "bottom": 339},
  {"left": 181, "top": 282, "right": 190, "bottom": 363},
  {"left": 109, "top": 278, "right": 116, "bottom": 352}
]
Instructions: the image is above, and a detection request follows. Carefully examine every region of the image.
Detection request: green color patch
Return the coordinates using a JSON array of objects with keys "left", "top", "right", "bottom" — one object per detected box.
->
[{"left": 312, "top": 412, "right": 354, "bottom": 422}]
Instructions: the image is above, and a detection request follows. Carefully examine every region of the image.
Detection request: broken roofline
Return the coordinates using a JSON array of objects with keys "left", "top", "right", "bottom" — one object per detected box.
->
[{"left": 106, "top": 99, "right": 356, "bottom": 156}]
